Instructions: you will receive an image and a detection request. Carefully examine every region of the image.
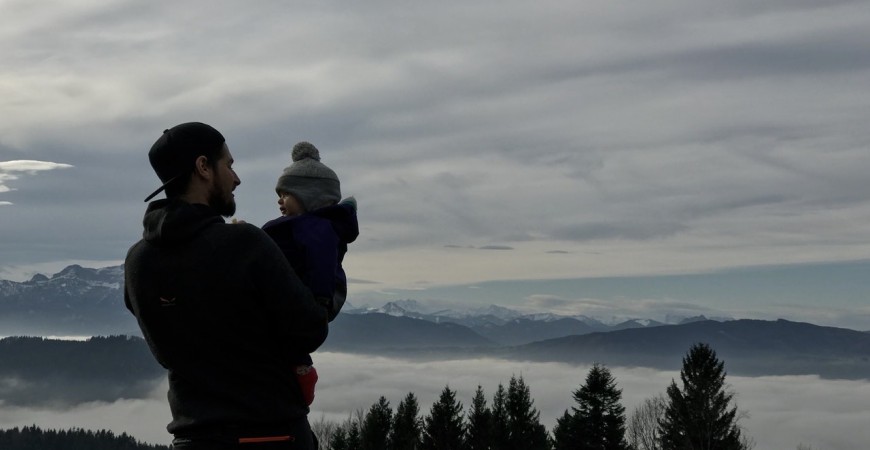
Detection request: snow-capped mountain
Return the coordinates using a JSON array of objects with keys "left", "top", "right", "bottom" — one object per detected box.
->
[
  {"left": 0, "top": 264, "right": 705, "bottom": 344},
  {"left": 0, "top": 264, "right": 136, "bottom": 336}
]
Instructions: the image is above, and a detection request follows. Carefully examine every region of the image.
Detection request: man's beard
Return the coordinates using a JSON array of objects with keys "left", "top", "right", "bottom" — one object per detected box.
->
[{"left": 208, "top": 184, "right": 236, "bottom": 217}]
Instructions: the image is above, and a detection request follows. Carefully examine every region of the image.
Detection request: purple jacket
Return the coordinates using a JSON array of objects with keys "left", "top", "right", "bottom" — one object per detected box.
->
[{"left": 262, "top": 202, "right": 359, "bottom": 321}]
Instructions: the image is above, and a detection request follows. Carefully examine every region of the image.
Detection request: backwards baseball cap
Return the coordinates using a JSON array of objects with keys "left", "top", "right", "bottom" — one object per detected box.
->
[{"left": 144, "top": 122, "right": 226, "bottom": 202}]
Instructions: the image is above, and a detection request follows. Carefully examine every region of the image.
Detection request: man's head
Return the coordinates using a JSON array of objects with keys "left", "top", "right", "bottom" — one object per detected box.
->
[
  {"left": 275, "top": 141, "right": 341, "bottom": 213},
  {"left": 145, "top": 122, "right": 240, "bottom": 216}
]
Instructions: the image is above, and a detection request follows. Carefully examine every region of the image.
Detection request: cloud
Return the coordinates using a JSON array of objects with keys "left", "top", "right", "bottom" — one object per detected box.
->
[
  {"left": 0, "top": 160, "right": 74, "bottom": 173},
  {"left": 0, "top": 385, "right": 173, "bottom": 448},
  {"left": 2, "top": 353, "right": 866, "bottom": 449},
  {"left": 550, "top": 222, "right": 690, "bottom": 242},
  {"left": 524, "top": 295, "right": 718, "bottom": 322},
  {"left": 521, "top": 293, "right": 870, "bottom": 328},
  {"left": 0, "top": 160, "right": 74, "bottom": 205},
  {"left": 2, "top": 1, "right": 870, "bottom": 304},
  {"left": 347, "top": 278, "right": 380, "bottom": 285}
]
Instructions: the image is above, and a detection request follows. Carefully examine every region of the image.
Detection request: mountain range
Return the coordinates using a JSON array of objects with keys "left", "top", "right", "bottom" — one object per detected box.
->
[
  {"left": 0, "top": 265, "right": 140, "bottom": 336},
  {"left": 1, "top": 265, "right": 868, "bottom": 379},
  {"left": 0, "top": 264, "right": 678, "bottom": 341}
]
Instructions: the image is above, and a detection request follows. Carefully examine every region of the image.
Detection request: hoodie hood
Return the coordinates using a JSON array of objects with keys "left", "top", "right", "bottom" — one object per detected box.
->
[
  {"left": 142, "top": 199, "right": 224, "bottom": 245},
  {"left": 311, "top": 202, "right": 359, "bottom": 244}
]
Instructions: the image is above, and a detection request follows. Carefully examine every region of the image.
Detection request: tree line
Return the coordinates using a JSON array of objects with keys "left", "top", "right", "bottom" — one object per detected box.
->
[
  {"left": 313, "top": 343, "right": 756, "bottom": 450},
  {"left": 0, "top": 425, "right": 170, "bottom": 450},
  {"left": 2, "top": 342, "right": 821, "bottom": 449}
]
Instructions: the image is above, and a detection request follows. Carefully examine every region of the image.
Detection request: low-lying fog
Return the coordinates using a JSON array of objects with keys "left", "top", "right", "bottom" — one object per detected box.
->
[{"left": 1, "top": 352, "right": 867, "bottom": 449}]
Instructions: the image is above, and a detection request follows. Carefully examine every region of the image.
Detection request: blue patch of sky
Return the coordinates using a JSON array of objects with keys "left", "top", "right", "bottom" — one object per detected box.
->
[{"left": 377, "top": 259, "right": 870, "bottom": 311}]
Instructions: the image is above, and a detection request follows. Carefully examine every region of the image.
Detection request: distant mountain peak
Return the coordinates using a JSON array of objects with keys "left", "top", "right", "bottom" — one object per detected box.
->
[
  {"left": 679, "top": 315, "right": 709, "bottom": 324},
  {"left": 380, "top": 302, "right": 410, "bottom": 316},
  {"left": 471, "top": 304, "right": 524, "bottom": 320},
  {"left": 391, "top": 299, "right": 423, "bottom": 311},
  {"left": 53, "top": 264, "right": 87, "bottom": 279},
  {"left": 29, "top": 273, "right": 50, "bottom": 283}
]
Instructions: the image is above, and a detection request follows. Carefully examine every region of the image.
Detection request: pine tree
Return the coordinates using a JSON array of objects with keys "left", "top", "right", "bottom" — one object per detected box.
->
[
  {"left": 465, "top": 385, "right": 492, "bottom": 450},
  {"left": 362, "top": 396, "right": 393, "bottom": 450},
  {"left": 505, "top": 375, "right": 550, "bottom": 450},
  {"left": 346, "top": 421, "right": 362, "bottom": 450},
  {"left": 659, "top": 343, "right": 746, "bottom": 450},
  {"left": 422, "top": 385, "right": 466, "bottom": 450},
  {"left": 552, "top": 410, "right": 577, "bottom": 450},
  {"left": 330, "top": 426, "right": 349, "bottom": 450},
  {"left": 391, "top": 392, "right": 423, "bottom": 450},
  {"left": 490, "top": 383, "right": 510, "bottom": 450},
  {"left": 569, "top": 363, "right": 629, "bottom": 450}
]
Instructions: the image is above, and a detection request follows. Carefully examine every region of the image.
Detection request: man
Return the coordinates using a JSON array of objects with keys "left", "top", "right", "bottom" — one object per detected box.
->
[{"left": 124, "top": 122, "right": 329, "bottom": 449}]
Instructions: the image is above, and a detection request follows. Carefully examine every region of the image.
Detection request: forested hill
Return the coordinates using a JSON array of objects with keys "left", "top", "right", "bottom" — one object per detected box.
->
[
  {"left": 507, "top": 318, "right": 870, "bottom": 379},
  {"left": 0, "top": 425, "right": 170, "bottom": 450},
  {"left": 0, "top": 335, "right": 164, "bottom": 406}
]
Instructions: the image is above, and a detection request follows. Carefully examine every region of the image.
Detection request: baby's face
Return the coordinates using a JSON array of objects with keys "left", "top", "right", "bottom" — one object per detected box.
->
[{"left": 277, "top": 192, "right": 303, "bottom": 216}]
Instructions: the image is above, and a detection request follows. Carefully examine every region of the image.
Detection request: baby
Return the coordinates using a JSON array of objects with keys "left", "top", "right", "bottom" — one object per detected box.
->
[{"left": 262, "top": 141, "right": 359, "bottom": 406}]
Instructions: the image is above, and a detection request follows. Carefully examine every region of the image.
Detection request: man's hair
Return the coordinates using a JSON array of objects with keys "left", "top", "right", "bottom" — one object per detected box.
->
[
  {"left": 164, "top": 148, "right": 223, "bottom": 198},
  {"left": 144, "top": 122, "right": 226, "bottom": 202}
]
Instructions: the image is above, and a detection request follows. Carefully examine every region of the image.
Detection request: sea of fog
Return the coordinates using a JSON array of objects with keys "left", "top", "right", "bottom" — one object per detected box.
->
[{"left": 1, "top": 352, "right": 868, "bottom": 449}]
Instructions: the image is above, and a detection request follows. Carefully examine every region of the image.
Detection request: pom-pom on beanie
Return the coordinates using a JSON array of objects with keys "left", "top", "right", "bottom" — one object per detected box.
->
[{"left": 275, "top": 142, "right": 341, "bottom": 212}]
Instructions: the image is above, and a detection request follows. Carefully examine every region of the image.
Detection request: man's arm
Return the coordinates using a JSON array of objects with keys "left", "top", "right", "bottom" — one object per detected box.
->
[{"left": 245, "top": 226, "right": 329, "bottom": 354}]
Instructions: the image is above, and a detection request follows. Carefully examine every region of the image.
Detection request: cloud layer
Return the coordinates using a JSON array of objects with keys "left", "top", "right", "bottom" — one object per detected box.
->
[
  {"left": 0, "top": 160, "right": 73, "bottom": 202},
  {"left": 2, "top": 353, "right": 867, "bottom": 449},
  {"left": 1, "top": 1, "right": 869, "bottom": 320}
]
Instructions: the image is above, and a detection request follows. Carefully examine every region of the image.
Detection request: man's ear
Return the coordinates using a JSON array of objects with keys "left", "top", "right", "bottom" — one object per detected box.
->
[{"left": 193, "top": 155, "right": 212, "bottom": 180}]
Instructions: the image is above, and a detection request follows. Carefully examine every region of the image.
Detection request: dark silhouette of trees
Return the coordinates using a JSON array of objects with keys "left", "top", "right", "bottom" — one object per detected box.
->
[
  {"left": 490, "top": 383, "right": 510, "bottom": 450},
  {"left": 0, "top": 336, "right": 163, "bottom": 406},
  {"left": 505, "top": 375, "right": 550, "bottom": 450},
  {"left": 422, "top": 385, "right": 465, "bottom": 450},
  {"left": 317, "top": 349, "right": 754, "bottom": 450},
  {"left": 659, "top": 343, "right": 746, "bottom": 450},
  {"left": 362, "top": 396, "right": 393, "bottom": 450},
  {"left": 2, "top": 341, "right": 760, "bottom": 450},
  {"left": 465, "top": 385, "right": 492, "bottom": 450},
  {"left": 0, "top": 425, "right": 169, "bottom": 450},
  {"left": 330, "top": 412, "right": 363, "bottom": 450},
  {"left": 330, "top": 426, "right": 349, "bottom": 450},
  {"left": 575, "top": 364, "right": 629, "bottom": 449},
  {"left": 552, "top": 363, "right": 628, "bottom": 450},
  {"left": 391, "top": 392, "right": 422, "bottom": 450},
  {"left": 346, "top": 420, "right": 362, "bottom": 450},
  {"left": 552, "top": 411, "right": 575, "bottom": 450}
]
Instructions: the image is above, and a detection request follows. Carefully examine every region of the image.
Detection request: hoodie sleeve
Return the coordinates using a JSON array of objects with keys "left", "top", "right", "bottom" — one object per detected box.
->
[{"left": 245, "top": 226, "right": 329, "bottom": 355}]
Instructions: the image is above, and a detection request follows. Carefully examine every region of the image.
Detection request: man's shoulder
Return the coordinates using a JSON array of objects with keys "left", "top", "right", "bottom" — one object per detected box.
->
[
  {"left": 123, "top": 238, "right": 148, "bottom": 266},
  {"left": 214, "top": 221, "right": 275, "bottom": 243}
]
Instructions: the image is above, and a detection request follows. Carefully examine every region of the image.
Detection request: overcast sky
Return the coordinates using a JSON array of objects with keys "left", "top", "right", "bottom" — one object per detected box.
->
[
  {"left": 2, "top": 1, "right": 870, "bottom": 325},
  {"left": 2, "top": 353, "right": 867, "bottom": 449}
]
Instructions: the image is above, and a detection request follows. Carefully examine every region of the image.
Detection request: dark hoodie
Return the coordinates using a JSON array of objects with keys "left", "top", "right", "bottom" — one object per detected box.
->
[{"left": 124, "top": 199, "right": 329, "bottom": 438}]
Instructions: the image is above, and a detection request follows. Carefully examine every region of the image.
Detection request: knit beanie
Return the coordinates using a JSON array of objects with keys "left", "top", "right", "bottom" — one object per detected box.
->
[{"left": 275, "top": 142, "right": 341, "bottom": 212}]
